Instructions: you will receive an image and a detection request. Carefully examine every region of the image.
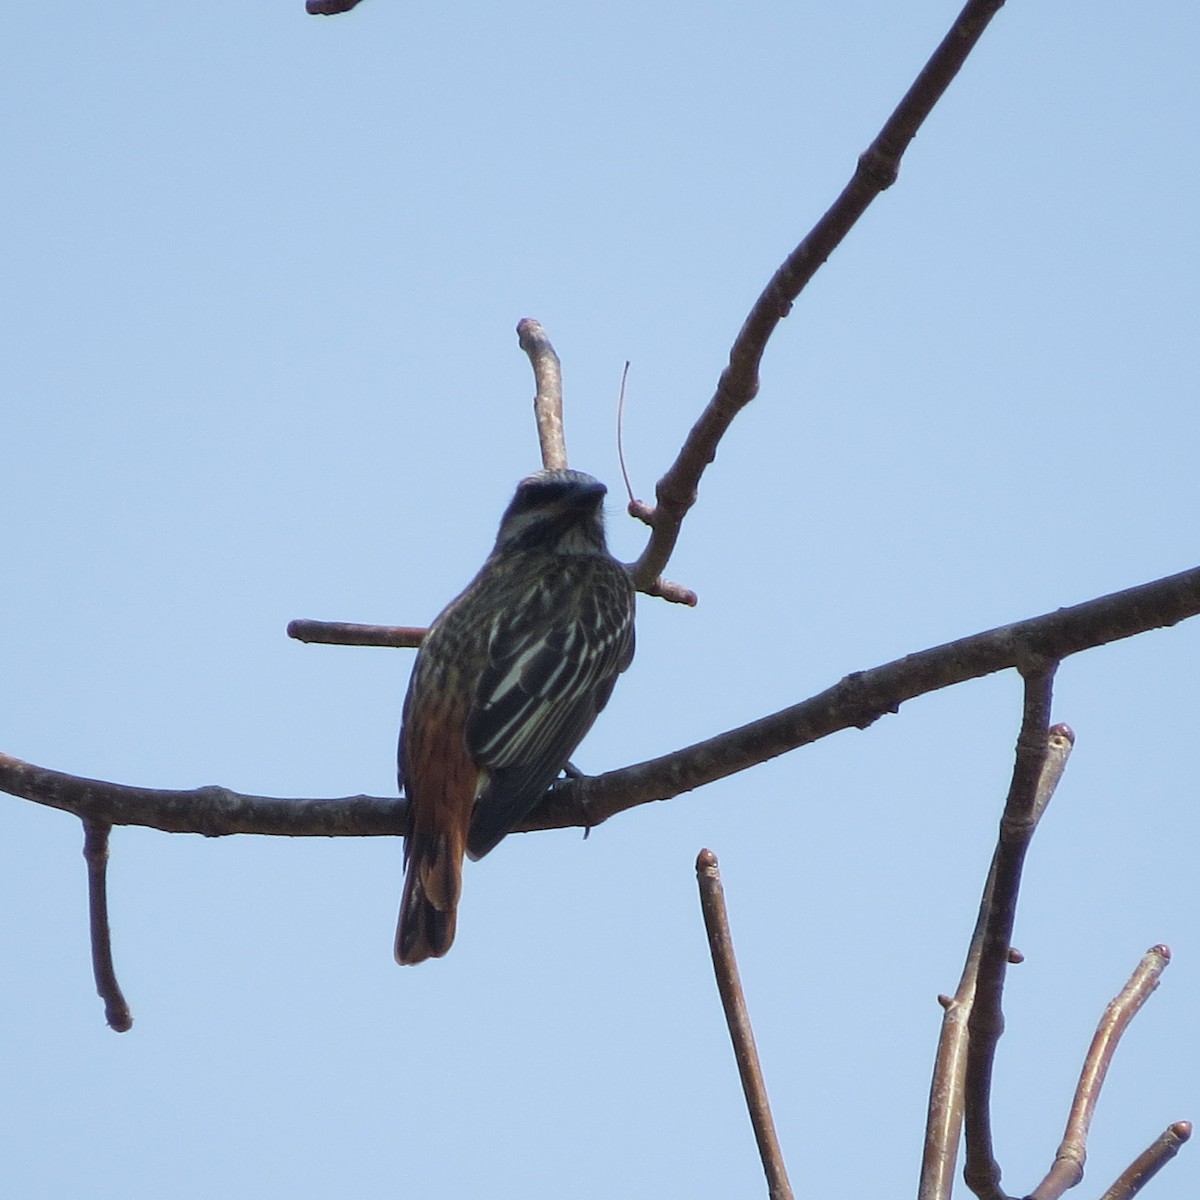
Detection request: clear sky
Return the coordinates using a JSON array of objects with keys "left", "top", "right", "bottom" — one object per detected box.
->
[{"left": 3, "top": 3, "right": 1198, "bottom": 1197}]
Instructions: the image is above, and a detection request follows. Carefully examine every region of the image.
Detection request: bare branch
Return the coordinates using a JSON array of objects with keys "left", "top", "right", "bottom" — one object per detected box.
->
[
  {"left": 5, "top": 565, "right": 1199, "bottom": 837},
  {"left": 962, "top": 669, "right": 1071, "bottom": 1200},
  {"left": 921, "top": 972, "right": 975, "bottom": 1200},
  {"left": 287, "top": 592, "right": 695, "bottom": 647},
  {"left": 81, "top": 820, "right": 133, "bottom": 1032},
  {"left": 921, "top": 894, "right": 1041, "bottom": 1196},
  {"left": 695, "top": 849, "right": 793, "bottom": 1200},
  {"left": 1099, "top": 1122, "right": 1192, "bottom": 1200},
  {"left": 539, "top": 567, "right": 1197, "bottom": 833},
  {"left": 1030, "top": 946, "right": 1172, "bottom": 1200},
  {"left": 921, "top": 912, "right": 990, "bottom": 1197},
  {"left": 631, "top": 0, "right": 1008, "bottom": 592},
  {"left": 517, "top": 318, "right": 568, "bottom": 472},
  {"left": 287, "top": 619, "right": 426, "bottom": 648},
  {"left": 0, "top": 757, "right": 403, "bottom": 837}
]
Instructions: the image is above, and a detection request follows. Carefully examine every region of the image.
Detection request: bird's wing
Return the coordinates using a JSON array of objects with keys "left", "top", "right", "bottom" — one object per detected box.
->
[{"left": 464, "top": 562, "right": 634, "bottom": 859}]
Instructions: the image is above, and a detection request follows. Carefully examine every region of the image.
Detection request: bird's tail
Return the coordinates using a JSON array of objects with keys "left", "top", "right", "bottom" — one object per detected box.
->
[{"left": 394, "top": 831, "right": 463, "bottom": 964}]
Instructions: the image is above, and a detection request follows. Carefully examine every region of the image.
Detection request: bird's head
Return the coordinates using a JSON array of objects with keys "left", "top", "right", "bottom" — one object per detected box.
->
[{"left": 492, "top": 469, "right": 612, "bottom": 557}]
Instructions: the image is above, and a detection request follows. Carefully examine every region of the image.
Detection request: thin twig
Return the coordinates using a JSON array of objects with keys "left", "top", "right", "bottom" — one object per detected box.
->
[
  {"left": 632, "top": 0, "right": 1007, "bottom": 593},
  {"left": 1099, "top": 1122, "right": 1192, "bottom": 1200},
  {"left": 287, "top": 619, "right": 425, "bottom": 648},
  {"left": 919, "top": 922, "right": 985, "bottom": 1199},
  {"left": 616, "top": 361, "right": 635, "bottom": 505},
  {"left": 695, "top": 849, "right": 794, "bottom": 1200},
  {"left": 962, "top": 667, "right": 1069, "bottom": 1200},
  {"left": 1030, "top": 945, "right": 1171, "bottom": 1200},
  {"left": 920, "top": 889, "right": 1035, "bottom": 1200},
  {"left": 81, "top": 820, "right": 133, "bottom": 1032},
  {"left": 6, "top": 565, "right": 1199, "bottom": 836},
  {"left": 637, "top": 575, "right": 698, "bottom": 607},
  {"left": 517, "top": 318, "right": 567, "bottom": 471}
]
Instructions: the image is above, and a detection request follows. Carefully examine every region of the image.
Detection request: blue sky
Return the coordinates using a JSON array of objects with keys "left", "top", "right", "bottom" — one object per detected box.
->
[{"left": 3, "top": 3, "right": 1198, "bottom": 1197}]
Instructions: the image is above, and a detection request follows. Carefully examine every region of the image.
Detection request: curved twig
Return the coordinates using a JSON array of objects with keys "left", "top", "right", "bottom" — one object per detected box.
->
[
  {"left": 1030, "top": 945, "right": 1172, "bottom": 1200},
  {"left": 616, "top": 361, "right": 635, "bottom": 505},
  {"left": 631, "top": 0, "right": 1008, "bottom": 592},
  {"left": 1032, "top": 940, "right": 1171, "bottom": 1200}
]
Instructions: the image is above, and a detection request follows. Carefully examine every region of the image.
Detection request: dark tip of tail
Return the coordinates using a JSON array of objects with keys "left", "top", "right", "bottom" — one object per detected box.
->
[
  {"left": 395, "top": 903, "right": 456, "bottom": 965},
  {"left": 395, "top": 865, "right": 458, "bottom": 965}
]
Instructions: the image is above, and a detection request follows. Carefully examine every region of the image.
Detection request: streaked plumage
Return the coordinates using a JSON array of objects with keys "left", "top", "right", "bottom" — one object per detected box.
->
[{"left": 395, "top": 469, "right": 636, "bottom": 964}]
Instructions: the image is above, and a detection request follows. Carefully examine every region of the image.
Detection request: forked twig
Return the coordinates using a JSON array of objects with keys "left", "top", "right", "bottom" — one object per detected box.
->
[
  {"left": 954, "top": 716, "right": 1182, "bottom": 1200},
  {"left": 81, "top": 820, "right": 133, "bottom": 1032},
  {"left": 695, "top": 849, "right": 793, "bottom": 1200},
  {"left": 1099, "top": 1122, "right": 1192, "bottom": 1200},
  {"left": 922, "top": 713, "right": 1074, "bottom": 1200}
]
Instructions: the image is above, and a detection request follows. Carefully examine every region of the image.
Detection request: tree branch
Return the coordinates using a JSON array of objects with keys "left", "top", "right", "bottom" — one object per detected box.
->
[
  {"left": 918, "top": 690, "right": 1070, "bottom": 1200},
  {"left": 1099, "top": 1122, "right": 1192, "bottom": 1200},
  {"left": 537, "top": 566, "right": 1198, "bottom": 833},
  {"left": 630, "top": 0, "right": 1007, "bottom": 592},
  {"left": 5, "top": 565, "right": 1198, "bottom": 837},
  {"left": 0, "top": 760, "right": 403, "bottom": 837},
  {"left": 1030, "top": 944, "right": 1172, "bottom": 1200},
  {"left": 287, "top": 619, "right": 425, "bottom": 648},
  {"left": 517, "top": 318, "right": 568, "bottom": 472},
  {"left": 962, "top": 670, "right": 1069, "bottom": 1200},
  {"left": 696, "top": 849, "right": 793, "bottom": 1200},
  {"left": 82, "top": 819, "right": 133, "bottom": 1032}
]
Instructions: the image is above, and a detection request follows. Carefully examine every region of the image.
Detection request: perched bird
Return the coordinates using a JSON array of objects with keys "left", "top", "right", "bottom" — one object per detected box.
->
[{"left": 395, "top": 468, "right": 636, "bottom": 964}]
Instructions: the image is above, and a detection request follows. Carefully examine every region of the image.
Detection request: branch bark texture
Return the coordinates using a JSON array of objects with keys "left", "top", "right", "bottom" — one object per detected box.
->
[{"left": 3, "top": 566, "right": 1197, "bottom": 837}]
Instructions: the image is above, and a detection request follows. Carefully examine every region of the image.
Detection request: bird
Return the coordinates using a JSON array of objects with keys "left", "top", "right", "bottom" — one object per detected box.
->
[{"left": 395, "top": 468, "right": 636, "bottom": 964}]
